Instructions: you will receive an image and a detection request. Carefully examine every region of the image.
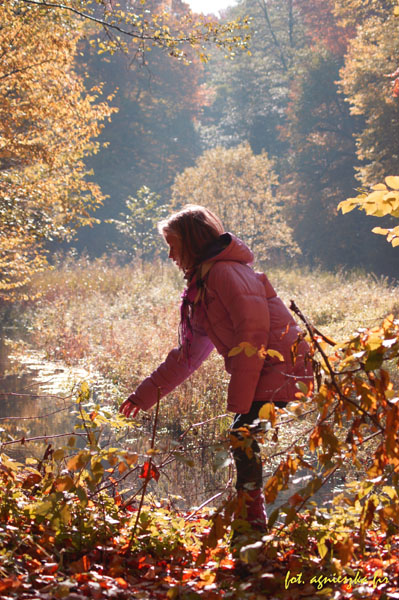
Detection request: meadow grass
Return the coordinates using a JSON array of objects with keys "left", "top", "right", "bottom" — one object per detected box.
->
[
  {"left": 10, "top": 256, "right": 399, "bottom": 505},
  {"left": 19, "top": 256, "right": 399, "bottom": 416}
]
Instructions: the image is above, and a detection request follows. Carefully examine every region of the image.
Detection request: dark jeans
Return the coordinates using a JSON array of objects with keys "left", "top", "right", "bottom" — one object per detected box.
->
[{"left": 231, "top": 400, "right": 286, "bottom": 490}]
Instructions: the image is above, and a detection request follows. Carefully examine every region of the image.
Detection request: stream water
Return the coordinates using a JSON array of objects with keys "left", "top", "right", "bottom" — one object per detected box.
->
[
  {"left": 0, "top": 335, "right": 106, "bottom": 462},
  {"left": 0, "top": 335, "right": 230, "bottom": 509}
]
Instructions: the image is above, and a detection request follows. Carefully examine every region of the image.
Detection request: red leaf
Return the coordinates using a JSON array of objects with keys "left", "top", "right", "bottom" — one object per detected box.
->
[{"left": 139, "top": 461, "right": 160, "bottom": 481}]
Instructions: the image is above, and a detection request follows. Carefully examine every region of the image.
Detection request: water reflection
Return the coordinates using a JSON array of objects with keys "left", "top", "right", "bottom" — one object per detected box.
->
[
  {"left": 0, "top": 337, "right": 89, "bottom": 462},
  {"left": 0, "top": 337, "right": 230, "bottom": 508}
]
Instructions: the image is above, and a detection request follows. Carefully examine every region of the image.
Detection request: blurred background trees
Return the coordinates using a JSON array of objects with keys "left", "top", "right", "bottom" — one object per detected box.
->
[
  {"left": 2, "top": 0, "right": 399, "bottom": 298},
  {"left": 171, "top": 143, "right": 298, "bottom": 263}
]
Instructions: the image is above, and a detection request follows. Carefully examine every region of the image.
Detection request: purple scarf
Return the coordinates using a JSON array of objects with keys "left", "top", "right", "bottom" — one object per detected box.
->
[
  {"left": 179, "top": 265, "right": 211, "bottom": 363},
  {"left": 179, "top": 273, "right": 200, "bottom": 361}
]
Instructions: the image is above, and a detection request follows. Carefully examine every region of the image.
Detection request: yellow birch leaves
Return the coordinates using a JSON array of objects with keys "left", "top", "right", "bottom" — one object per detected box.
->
[{"left": 338, "top": 176, "right": 399, "bottom": 247}]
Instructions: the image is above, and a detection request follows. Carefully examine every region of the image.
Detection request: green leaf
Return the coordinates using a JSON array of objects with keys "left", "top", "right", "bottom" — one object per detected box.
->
[
  {"left": 295, "top": 381, "right": 308, "bottom": 394},
  {"left": 364, "top": 350, "right": 384, "bottom": 372},
  {"left": 318, "top": 537, "right": 329, "bottom": 559},
  {"left": 267, "top": 508, "right": 280, "bottom": 529},
  {"left": 76, "top": 486, "right": 88, "bottom": 506},
  {"left": 53, "top": 449, "right": 65, "bottom": 461}
]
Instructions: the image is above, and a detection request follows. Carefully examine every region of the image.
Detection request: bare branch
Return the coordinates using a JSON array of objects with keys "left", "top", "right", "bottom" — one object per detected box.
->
[
  {"left": 255, "top": 0, "right": 288, "bottom": 72},
  {"left": 1, "top": 431, "right": 87, "bottom": 447},
  {"left": 0, "top": 59, "right": 61, "bottom": 80},
  {"left": 18, "top": 0, "right": 154, "bottom": 41},
  {"left": 0, "top": 403, "right": 74, "bottom": 421}
]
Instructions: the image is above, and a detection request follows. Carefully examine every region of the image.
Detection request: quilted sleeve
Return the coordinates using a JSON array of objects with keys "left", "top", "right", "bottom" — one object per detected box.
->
[{"left": 131, "top": 320, "right": 214, "bottom": 411}]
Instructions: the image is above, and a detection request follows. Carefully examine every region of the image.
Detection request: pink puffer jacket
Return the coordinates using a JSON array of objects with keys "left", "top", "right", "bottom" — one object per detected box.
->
[{"left": 132, "top": 234, "right": 313, "bottom": 414}]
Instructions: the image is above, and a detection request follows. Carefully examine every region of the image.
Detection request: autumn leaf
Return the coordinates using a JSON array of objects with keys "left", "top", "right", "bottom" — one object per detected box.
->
[
  {"left": 139, "top": 461, "right": 160, "bottom": 481},
  {"left": 258, "top": 402, "right": 276, "bottom": 426}
]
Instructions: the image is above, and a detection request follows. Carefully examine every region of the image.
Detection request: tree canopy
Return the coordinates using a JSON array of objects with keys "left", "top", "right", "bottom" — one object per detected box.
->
[
  {"left": 0, "top": 2, "right": 115, "bottom": 298},
  {"left": 0, "top": 0, "right": 251, "bottom": 296}
]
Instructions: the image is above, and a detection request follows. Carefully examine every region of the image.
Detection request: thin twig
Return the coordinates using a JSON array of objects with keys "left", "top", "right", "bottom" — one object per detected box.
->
[
  {"left": 290, "top": 300, "right": 383, "bottom": 431},
  {"left": 18, "top": 0, "right": 205, "bottom": 45},
  {"left": 126, "top": 387, "right": 161, "bottom": 548},
  {"left": 0, "top": 391, "right": 73, "bottom": 400},
  {"left": 0, "top": 431, "right": 87, "bottom": 447},
  {"left": 185, "top": 478, "right": 233, "bottom": 521},
  {"left": 0, "top": 404, "right": 74, "bottom": 421}
]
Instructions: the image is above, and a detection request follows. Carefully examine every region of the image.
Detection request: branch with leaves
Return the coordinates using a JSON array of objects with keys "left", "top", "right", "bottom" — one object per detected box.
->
[
  {"left": 338, "top": 176, "right": 399, "bottom": 247},
  {"left": 17, "top": 0, "right": 251, "bottom": 62}
]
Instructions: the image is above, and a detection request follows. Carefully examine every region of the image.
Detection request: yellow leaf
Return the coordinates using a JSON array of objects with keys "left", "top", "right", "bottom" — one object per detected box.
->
[
  {"left": 228, "top": 346, "right": 243, "bottom": 357},
  {"left": 372, "top": 226, "right": 389, "bottom": 235},
  {"left": 258, "top": 402, "right": 276, "bottom": 426},
  {"left": 244, "top": 344, "right": 258, "bottom": 357},
  {"left": 266, "top": 349, "right": 284, "bottom": 361},
  {"left": 385, "top": 176, "right": 399, "bottom": 190},
  {"left": 80, "top": 381, "right": 90, "bottom": 395},
  {"left": 54, "top": 474, "right": 74, "bottom": 491},
  {"left": 67, "top": 451, "right": 89, "bottom": 471},
  {"left": 337, "top": 198, "right": 359, "bottom": 214},
  {"left": 125, "top": 452, "right": 138, "bottom": 466},
  {"left": 366, "top": 333, "right": 383, "bottom": 351}
]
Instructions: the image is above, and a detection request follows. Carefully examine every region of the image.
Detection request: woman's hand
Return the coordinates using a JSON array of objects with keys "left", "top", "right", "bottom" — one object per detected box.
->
[{"left": 119, "top": 394, "right": 140, "bottom": 418}]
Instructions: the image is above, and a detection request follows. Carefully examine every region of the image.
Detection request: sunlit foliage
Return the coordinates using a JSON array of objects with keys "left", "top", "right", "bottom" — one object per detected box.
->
[
  {"left": 0, "top": 3, "right": 115, "bottom": 299},
  {"left": 339, "top": 177, "right": 399, "bottom": 247},
  {"left": 3, "top": 261, "right": 399, "bottom": 597},
  {"left": 16, "top": 0, "right": 251, "bottom": 62},
  {"left": 111, "top": 186, "right": 169, "bottom": 259},
  {"left": 338, "top": 4, "right": 399, "bottom": 186}
]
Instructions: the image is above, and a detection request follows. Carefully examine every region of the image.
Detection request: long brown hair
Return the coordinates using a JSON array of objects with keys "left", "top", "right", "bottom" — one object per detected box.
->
[{"left": 158, "top": 205, "right": 224, "bottom": 269}]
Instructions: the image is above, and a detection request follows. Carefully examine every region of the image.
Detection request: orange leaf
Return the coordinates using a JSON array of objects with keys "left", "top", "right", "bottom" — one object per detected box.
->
[
  {"left": 115, "top": 577, "right": 128, "bottom": 589},
  {"left": 0, "top": 578, "right": 22, "bottom": 593}
]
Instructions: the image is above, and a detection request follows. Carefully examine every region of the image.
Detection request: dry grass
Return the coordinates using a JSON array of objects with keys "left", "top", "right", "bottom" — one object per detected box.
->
[
  {"left": 7, "top": 256, "right": 399, "bottom": 506},
  {"left": 22, "top": 257, "right": 399, "bottom": 403},
  {"left": 17, "top": 256, "right": 399, "bottom": 434}
]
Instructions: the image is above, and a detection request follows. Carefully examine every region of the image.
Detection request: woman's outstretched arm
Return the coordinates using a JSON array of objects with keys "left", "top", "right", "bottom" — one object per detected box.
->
[{"left": 120, "top": 324, "right": 214, "bottom": 416}]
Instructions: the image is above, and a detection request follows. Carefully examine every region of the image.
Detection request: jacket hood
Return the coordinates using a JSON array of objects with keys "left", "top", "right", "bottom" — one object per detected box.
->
[{"left": 205, "top": 233, "right": 254, "bottom": 265}]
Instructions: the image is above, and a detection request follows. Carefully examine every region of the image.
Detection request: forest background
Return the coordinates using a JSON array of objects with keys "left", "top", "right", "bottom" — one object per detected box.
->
[
  {"left": 2, "top": 0, "right": 399, "bottom": 289},
  {"left": 2, "top": 0, "right": 399, "bottom": 599}
]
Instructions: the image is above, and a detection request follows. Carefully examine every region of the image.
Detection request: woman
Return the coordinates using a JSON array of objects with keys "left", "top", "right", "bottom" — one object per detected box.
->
[{"left": 120, "top": 205, "right": 313, "bottom": 530}]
